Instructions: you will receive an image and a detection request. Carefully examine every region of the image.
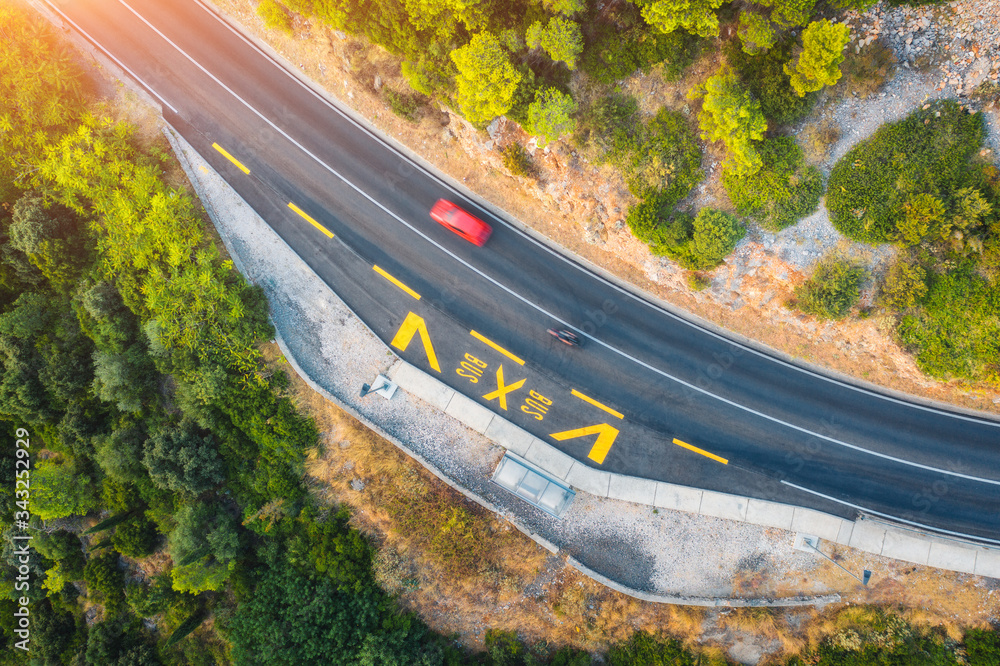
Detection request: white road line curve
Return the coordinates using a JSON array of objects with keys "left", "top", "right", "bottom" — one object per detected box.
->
[
  {"left": 189, "top": 0, "right": 1000, "bottom": 430},
  {"left": 104, "top": 0, "right": 1000, "bottom": 487},
  {"left": 781, "top": 480, "right": 1000, "bottom": 546}
]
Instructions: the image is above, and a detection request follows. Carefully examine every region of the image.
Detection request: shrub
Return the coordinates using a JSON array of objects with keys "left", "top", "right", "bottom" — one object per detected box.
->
[
  {"left": 621, "top": 108, "right": 702, "bottom": 202},
  {"left": 726, "top": 39, "right": 818, "bottom": 125},
  {"left": 607, "top": 631, "right": 698, "bottom": 665},
  {"left": 879, "top": 257, "right": 928, "bottom": 310},
  {"left": 688, "top": 209, "right": 746, "bottom": 270},
  {"left": 785, "top": 19, "right": 851, "bottom": 97},
  {"left": 581, "top": 19, "right": 698, "bottom": 84},
  {"left": 895, "top": 265, "right": 1000, "bottom": 379},
  {"left": 723, "top": 137, "right": 823, "bottom": 231},
  {"left": 574, "top": 91, "right": 639, "bottom": 158},
  {"left": 83, "top": 552, "right": 125, "bottom": 610},
  {"left": 626, "top": 194, "right": 695, "bottom": 261},
  {"left": 383, "top": 89, "right": 422, "bottom": 122},
  {"left": 965, "top": 628, "right": 1000, "bottom": 665},
  {"left": 792, "top": 258, "right": 867, "bottom": 319},
  {"left": 827, "top": 100, "right": 985, "bottom": 244},
  {"left": 501, "top": 144, "right": 535, "bottom": 178},
  {"left": 837, "top": 38, "right": 896, "bottom": 98},
  {"left": 686, "top": 272, "right": 712, "bottom": 291},
  {"left": 256, "top": 0, "right": 293, "bottom": 34},
  {"left": 112, "top": 514, "right": 160, "bottom": 558}
]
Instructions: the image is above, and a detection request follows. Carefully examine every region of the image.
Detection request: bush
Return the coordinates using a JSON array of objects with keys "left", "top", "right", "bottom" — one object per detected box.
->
[
  {"left": 112, "top": 514, "right": 160, "bottom": 558},
  {"left": 574, "top": 91, "right": 640, "bottom": 159},
  {"left": 837, "top": 38, "right": 896, "bottom": 98},
  {"left": 726, "top": 39, "right": 818, "bottom": 125},
  {"left": 256, "top": 0, "right": 293, "bottom": 34},
  {"left": 688, "top": 209, "right": 747, "bottom": 270},
  {"left": 382, "top": 88, "right": 423, "bottom": 122},
  {"left": 501, "top": 143, "right": 535, "bottom": 178},
  {"left": 618, "top": 108, "right": 702, "bottom": 202},
  {"left": 723, "top": 137, "right": 823, "bottom": 231},
  {"left": 581, "top": 18, "right": 698, "bottom": 83},
  {"left": 626, "top": 194, "right": 695, "bottom": 261},
  {"left": 879, "top": 257, "right": 928, "bottom": 310},
  {"left": 607, "top": 631, "right": 698, "bottom": 665},
  {"left": 895, "top": 265, "right": 1000, "bottom": 379},
  {"left": 827, "top": 100, "right": 985, "bottom": 244},
  {"left": 965, "top": 628, "right": 1000, "bottom": 665},
  {"left": 83, "top": 552, "right": 125, "bottom": 610},
  {"left": 792, "top": 258, "right": 868, "bottom": 319}
]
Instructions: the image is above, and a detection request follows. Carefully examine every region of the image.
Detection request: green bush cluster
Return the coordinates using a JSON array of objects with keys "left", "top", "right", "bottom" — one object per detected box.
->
[
  {"left": 383, "top": 88, "right": 424, "bottom": 122},
  {"left": 723, "top": 137, "right": 823, "bottom": 231},
  {"left": 256, "top": 0, "right": 293, "bottom": 34},
  {"left": 792, "top": 257, "right": 868, "bottom": 319},
  {"left": 827, "top": 100, "right": 986, "bottom": 244},
  {"left": 502, "top": 143, "right": 536, "bottom": 177},
  {"left": 581, "top": 15, "right": 699, "bottom": 83},
  {"left": 627, "top": 197, "right": 745, "bottom": 270}
]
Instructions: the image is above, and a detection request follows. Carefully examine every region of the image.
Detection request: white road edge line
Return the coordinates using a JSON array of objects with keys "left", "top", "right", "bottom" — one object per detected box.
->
[
  {"left": 781, "top": 480, "right": 1000, "bottom": 546},
  {"left": 110, "top": 0, "right": 1000, "bottom": 488},
  {"left": 190, "top": 0, "right": 1000, "bottom": 430},
  {"left": 42, "top": 2, "right": 179, "bottom": 114}
]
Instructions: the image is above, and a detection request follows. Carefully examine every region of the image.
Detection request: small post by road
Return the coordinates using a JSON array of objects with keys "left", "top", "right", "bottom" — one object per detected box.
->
[{"left": 797, "top": 534, "right": 871, "bottom": 586}]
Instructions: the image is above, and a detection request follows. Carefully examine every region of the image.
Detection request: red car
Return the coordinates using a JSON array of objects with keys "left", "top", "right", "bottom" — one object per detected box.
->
[{"left": 430, "top": 199, "right": 492, "bottom": 246}]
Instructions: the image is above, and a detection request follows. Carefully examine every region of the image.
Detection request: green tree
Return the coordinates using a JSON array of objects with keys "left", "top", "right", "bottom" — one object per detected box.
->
[
  {"left": 32, "top": 457, "right": 99, "bottom": 521},
  {"left": 785, "top": 19, "right": 851, "bottom": 96},
  {"left": 30, "top": 599, "right": 77, "bottom": 665},
  {"left": 84, "top": 552, "right": 126, "bottom": 611},
  {"left": 688, "top": 209, "right": 746, "bottom": 270},
  {"left": 793, "top": 258, "right": 867, "bottom": 319},
  {"left": 112, "top": 514, "right": 160, "bottom": 558},
  {"left": 694, "top": 68, "right": 767, "bottom": 175},
  {"left": 450, "top": 33, "right": 521, "bottom": 125},
  {"left": 526, "top": 17, "right": 583, "bottom": 70},
  {"left": 143, "top": 421, "right": 224, "bottom": 495},
  {"left": 168, "top": 503, "right": 241, "bottom": 593},
  {"left": 737, "top": 11, "right": 776, "bottom": 55},
  {"left": 92, "top": 344, "right": 155, "bottom": 413},
  {"left": 965, "top": 628, "right": 1000, "bottom": 665},
  {"left": 85, "top": 615, "right": 162, "bottom": 666},
  {"left": 526, "top": 88, "right": 577, "bottom": 145},
  {"left": 287, "top": 509, "right": 375, "bottom": 593},
  {"left": 636, "top": 0, "right": 725, "bottom": 38},
  {"left": 257, "top": 0, "right": 293, "bottom": 33},
  {"left": 8, "top": 195, "right": 90, "bottom": 291}
]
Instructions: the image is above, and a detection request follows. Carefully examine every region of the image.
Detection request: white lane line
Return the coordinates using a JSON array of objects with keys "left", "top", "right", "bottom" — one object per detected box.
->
[
  {"left": 190, "top": 0, "right": 1000, "bottom": 431},
  {"left": 115, "top": 0, "right": 1000, "bottom": 487},
  {"left": 43, "top": 1, "right": 179, "bottom": 114},
  {"left": 781, "top": 480, "right": 1000, "bottom": 546}
]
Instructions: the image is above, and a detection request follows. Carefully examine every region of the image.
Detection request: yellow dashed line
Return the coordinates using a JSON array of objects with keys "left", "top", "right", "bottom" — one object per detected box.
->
[
  {"left": 571, "top": 389, "right": 624, "bottom": 419},
  {"left": 212, "top": 142, "right": 250, "bottom": 174},
  {"left": 673, "top": 438, "right": 728, "bottom": 465},
  {"left": 288, "top": 202, "right": 334, "bottom": 238},
  {"left": 373, "top": 265, "right": 420, "bottom": 300},
  {"left": 470, "top": 331, "right": 524, "bottom": 365}
]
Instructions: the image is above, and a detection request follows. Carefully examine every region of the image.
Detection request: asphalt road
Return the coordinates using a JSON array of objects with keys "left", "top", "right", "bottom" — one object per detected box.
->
[{"left": 50, "top": 0, "right": 1000, "bottom": 542}]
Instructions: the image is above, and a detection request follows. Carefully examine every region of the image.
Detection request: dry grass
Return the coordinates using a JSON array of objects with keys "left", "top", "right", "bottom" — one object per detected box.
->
[{"left": 799, "top": 116, "right": 841, "bottom": 165}]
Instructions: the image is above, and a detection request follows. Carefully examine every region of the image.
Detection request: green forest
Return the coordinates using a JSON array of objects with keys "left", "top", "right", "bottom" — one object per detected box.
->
[{"left": 1, "top": 0, "right": 999, "bottom": 665}]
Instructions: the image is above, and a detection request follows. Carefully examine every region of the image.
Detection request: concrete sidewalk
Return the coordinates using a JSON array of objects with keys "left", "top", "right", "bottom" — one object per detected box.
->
[{"left": 390, "top": 361, "right": 1000, "bottom": 580}]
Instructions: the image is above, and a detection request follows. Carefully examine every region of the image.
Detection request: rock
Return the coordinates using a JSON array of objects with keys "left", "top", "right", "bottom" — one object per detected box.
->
[
  {"left": 350, "top": 478, "right": 366, "bottom": 491},
  {"left": 486, "top": 117, "right": 503, "bottom": 141},
  {"left": 965, "top": 57, "right": 991, "bottom": 89},
  {"left": 373, "top": 75, "right": 381, "bottom": 91},
  {"left": 333, "top": 29, "right": 347, "bottom": 39}
]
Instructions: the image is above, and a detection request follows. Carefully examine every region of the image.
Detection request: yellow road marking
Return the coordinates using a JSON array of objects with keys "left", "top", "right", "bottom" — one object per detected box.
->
[
  {"left": 212, "top": 142, "right": 250, "bottom": 174},
  {"left": 482, "top": 365, "right": 526, "bottom": 411},
  {"left": 551, "top": 423, "right": 620, "bottom": 464},
  {"left": 672, "top": 438, "right": 728, "bottom": 465},
  {"left": 570, "top": 389, "right": 624, "bottom": 419},
  {"left": 373, "top": 265, "right": 420, "bottom": 299},
  {"left": 390, "top": 312, "right": 439, "bottom": 372},
  {"left": 288, "top": 202, "right": 334, "bottom": 238},
  {"left": 470, "top": 331, "right": 524, "bottom": 365}
]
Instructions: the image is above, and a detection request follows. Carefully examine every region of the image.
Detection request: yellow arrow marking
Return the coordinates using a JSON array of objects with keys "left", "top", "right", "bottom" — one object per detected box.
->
[
  {"left": 482, "top": 365, "right": 526, "bottom": 410},
  {"left": 390, "top": 312, "right": 440, "bottom": 372},
  {"left": 212, "top": 142, "right": 250, "bottom": 174},
  {"left": 570, "top": 389, "right": 623, "bottom": 419},
  {"left": 673, "top": 438, "right": 728, "bottom": 465},
  {"left": 288, "top": 202, "right": 334, "bottom": 238},
  {"left": 551, "top": 423, "right": 620, "bottom": 464},
  {"left": 374, "top": 265, "right": 420, "bottom": 300},
  {"left": 470, "top": 330, "right": 524, "bottom": 365}
]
